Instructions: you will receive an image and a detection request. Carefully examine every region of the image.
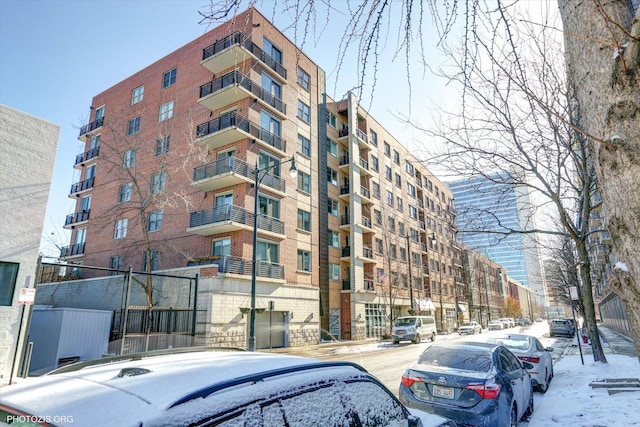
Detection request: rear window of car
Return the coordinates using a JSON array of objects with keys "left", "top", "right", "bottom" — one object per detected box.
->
[
  {"left": 552, "top": 320, "right": 567, "bottom": 325},
  {"left": 492, "top": 339, "right": 531, "bottom": 351},
  {"left": 418, "top": 346, "right": 492, "bottom": 372}
]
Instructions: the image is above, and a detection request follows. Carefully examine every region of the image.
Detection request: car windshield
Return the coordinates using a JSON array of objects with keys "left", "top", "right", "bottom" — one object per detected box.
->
[
  {"left": 462, "top": 323, "right": 475, "bottom": 327},
  {"left": 418, "top": 346, "right": 492, "bottom": 372},
  {"left": 553, "top": 320, "right": 567, "bottom": 326},
  {"left": 395, "top": 318, "right": 416, "bottom": 327}
]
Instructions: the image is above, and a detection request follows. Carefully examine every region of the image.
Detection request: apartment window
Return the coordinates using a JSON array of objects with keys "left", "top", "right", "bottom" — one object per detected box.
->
[
  {"left": 395, "top": 173, "right": 402, "bottom": 188},
  {"left": 114, "top": 219, "right": 128, "bottom": 239},
  {"left": 297, "top": 100, "right": 311, "bottom": 123},
  {"left": 151, "top": 172, "right": 167, "bottom": 194},
  {"left": 388, "top": 217, "right": 396, "bottom": 232},
  {"left": 297, "top": 250, "right": 311, "bottom": 272},
  {"left": 256, "top": 240, "right": 279, "bottom": 264},
  {"left": 119, "top": 182, "right": 132, "bottom": 202},
  {"left": 158, "top": 100, "right": 174, "bottom": 122},
  {"left": 94, "top": 105, "right": 105, "bottom": 120},
  {"left": 326, "top": 112, "right": 337, "bottom": 129},
  {"left": 400, "top": 247, "right": 407, "bottom": 262},
  {"left": 148, "top": 210, "right": 163, "bottom": 232},
  {"left": 391, "top": 271, "right": 398, "bottom": 286},
  {"left": 327, "top": 138, "right": 338, "bottom": 157},
  {"left": 399, "top": 222, "right": 405, "bottom": 236},
  {"left": 123, "top": 149, "right": 136, "bottom": 168},
  {"left": 408, "top": 183, "right": 416, "bottom": 198},
  {"left": 328, "top": 198, "right": 339, "bottom": 216},
  {"left": 297, "top": 209, "right": 311, "bottom": 232},
  {"left": 385, "top": 166, "right": 392, "bottom": 181},
  {"left": 298, "top": 134, "right": 311, "bottom": 157},
  {"left": 143, "top": 250, "right": 160, "bottom": 271},
  {"left": 127, "top": 117, "right": 140, "bottom": 135},
  {"left": 393, "top": 150, "right": 400, "bottom": 164},
  {"left": 329, "top": 263, "right": 340, "bottom": 281},
  {"left": 376, "top": 268, "right": 385, "bottom": 283},
  {"left": 410, "top": 228, "right": 419, "bottom": 242},
  {"left": 109, "top": 256, "right": 123, "bottom": 275},
  {"left": 328, "top": 230, "right": 340, "bottom": 247},
  {"left": 260, "top": 110, "right": 281, "bottom": 137},
  {"left": 297, "top": 67, "right": 310, "bottom": 90},
  {"left": 384, "top": 141, "right": 391, "bottom": 156},
  {"left": 0, "top": 261, "right": 19, "bottom": 306},
  {"left": 386, "top": 190, "right": 394, "bottom": 207},
  {"left": 298, "top": 171, "right": 311, "bottom": 193},
  {"left": 397, "top": 197, "right": 404, "bottom": 212},
  {"left": 375, "top": 238, "right": 383, "bottom": 254},
  {"left": 327, "top": 168, "right": 338, "bottom": 186},
  {"left": 390, "top": 244, "right": 397, "bottom": 259},
  {"left": 374, "top": 209, "right": 382, "bottom": 225},
  {"left": 263, "top": 37, "right": 282, "bottom": 64},
  {"left": 155, "top": 135, "right": 170, "bottom": 156},
  {"left": 412, "top": 252, "right": 421, "bottom": 265},
  {"left": 402, "top": 274, "right": 408, "bottom": 288},
  {"left": 131, "top": 85, "right": 144, "bottom": 104},
  {"left": 258, "top": 194, "right": 280, "bottom": 218},
  {"left": 406, "top": 161, "right": 414, "bottom": 175},
  {"left": 162, "top": 68, "right": 177, "bottom": 88},
  {"left": 372, "top": 181, "right": 380, "bottom": 198},
  {"left": 409, "top": 205, "right": 418, "bottom": 219},
  {"left": 262, "top": 72, "right": 282, "bottom": 99},
  {"left": 212, "top": 238, "right": 231, "bottom": 257},
  {"left": 370, "top": 130, "right": 378, "bottom": 147},
  {"left": 371, "top": 155, "right": 379, "bottom": 171}
]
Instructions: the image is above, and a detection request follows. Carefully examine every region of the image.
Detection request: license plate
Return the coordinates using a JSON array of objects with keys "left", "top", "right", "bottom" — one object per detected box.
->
[{"left": 432, "top": 385, "right": 455, "bottom": 399}]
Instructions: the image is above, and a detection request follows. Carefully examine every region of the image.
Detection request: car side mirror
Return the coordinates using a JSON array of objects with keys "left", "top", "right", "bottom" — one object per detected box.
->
[{"left": 546, "top": 347, "right": 554, "bottom": 352}]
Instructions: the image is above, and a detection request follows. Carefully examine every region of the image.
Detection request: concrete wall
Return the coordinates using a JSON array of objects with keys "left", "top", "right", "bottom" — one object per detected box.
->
[{"left": 0, "top": 105, "right": 59, "bottom": 385}]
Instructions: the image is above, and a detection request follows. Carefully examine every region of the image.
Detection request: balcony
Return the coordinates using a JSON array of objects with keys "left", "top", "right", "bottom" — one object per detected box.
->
[
  {"left": 357, "top": 157, "right": 371, "bottom": 175},
  {"left": 423, "top": 266, "right": 429, "bottom": 275},
  {"left": 195, "top": 113, "right": 286, "bottom": 156},
  {"left": 202, "top": 32, "right": 287, "bottom": 82},
  {"left": 339, "top": 154, "right": 350, "bottom": 170},
  {"left": 187, "top": 204, "right": 285, "bottom": 239},
  {"left": 198, "top": 70, "right": 286, "bottom": 119},
  {"left": 69, "top": 177, "right": 94, "bottom": 196},
  {"left": 359, "top": 216, "right": 374, "bottom": 232},
  {"left": 342, "top": 280, "right": 351, "bottom": 291},
  {"left": 341, "top": 246, "right": 351, "bottom": 260},
  {"left": 74, "top": 147, "right": 99, "bottom": 168},
  {"left": 361, "top": 246, "right": 376, "bottom": 263},
  {"left": 363, "top": 279, "right": 375, "bottom": 291},
  {"left": 355, "top": 128, "right": 369, "bottom": 149},
  {"left": 60, "top": 242, "right": 85, "bottom": 258},
  {"left": 191, "top": 157, "right": 285, "bottom": 196},
  {"left": 64, "top": 210, "right": 90, "bottom": 229},
  {"left": 78, "top": 117, "right": 104, "bottom": 138},
  {"left": 359, "top": 186, "right": 373, "bottom": 204},
  {"left": 188, "top": 254, "right": 284, "bottom": 280},
  {"left": 340, "top": 214, "right": 350, "bottom": 229},
  {"left": 339, "top": 184, "right": 350, "bottom": 200}
]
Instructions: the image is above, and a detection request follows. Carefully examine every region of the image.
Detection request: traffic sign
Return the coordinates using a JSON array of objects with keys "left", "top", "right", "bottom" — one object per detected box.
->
[{"left": 17, "top": 288, "right": 36, "bottom": 305}]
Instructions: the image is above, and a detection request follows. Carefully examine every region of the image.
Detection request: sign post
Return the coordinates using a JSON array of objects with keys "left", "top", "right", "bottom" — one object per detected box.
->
[{"left": 569, "top": 286, "right": 584, "bottom": 365}]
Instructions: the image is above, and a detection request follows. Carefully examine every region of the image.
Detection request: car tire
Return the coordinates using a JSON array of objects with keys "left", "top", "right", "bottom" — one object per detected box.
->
[
  {"left": 413, "top": 334, "right": 421, "bottom": 344},
  {"left": 431, "top": 332, "right": 436, "bottom": 342},
  {"left": 523, "top": 386, "right": 534, "bottom": 421},
  {"left": 393, "top": 340, "right": 399, "bottom": 345},
  {"left": 538, "top": 370, "right": 548, "bottom": 393},
  {"left": 510, "top": 402, "right": 519, "bottom": 427}
]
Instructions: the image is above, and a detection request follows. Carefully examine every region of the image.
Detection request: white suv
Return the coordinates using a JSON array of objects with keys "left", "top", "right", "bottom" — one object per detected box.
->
[{"left": 0, "top": 347, "right": 452, "bottom": 427}]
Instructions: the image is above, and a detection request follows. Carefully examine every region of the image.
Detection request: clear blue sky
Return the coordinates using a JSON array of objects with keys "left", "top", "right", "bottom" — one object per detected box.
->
[{"left": 0, "top": 0, "right": 449, "bottom": 258}]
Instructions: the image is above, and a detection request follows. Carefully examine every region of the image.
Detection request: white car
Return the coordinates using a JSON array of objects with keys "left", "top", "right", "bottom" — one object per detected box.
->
[
  {"left": 488, "top": 333, "right": 555, "bottom": 392},
  {"left": 458, "top": 321, "right": 482, "bottom": 335},
  {"left": 498, "top": 318, "right": 514, "bottom": 328},
  {"left": 0, "top": 347, "right": 454, "bottom": 426},
  {"left": 488, "top": 320, "right": 504, "bottom": 330}
]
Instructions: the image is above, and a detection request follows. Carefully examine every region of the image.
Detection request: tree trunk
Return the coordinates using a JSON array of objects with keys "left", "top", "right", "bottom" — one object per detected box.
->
[{"left": 559, "top": 0, "right": 640, "bottom": 361}]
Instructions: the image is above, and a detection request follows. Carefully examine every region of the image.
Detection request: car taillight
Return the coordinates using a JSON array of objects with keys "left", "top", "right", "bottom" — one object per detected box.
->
[
  {"left": 518, "top": 356, "right": 540, "bottom": 363},
  {"left": 464, "top": 382, "right": 501, "bottom": 399},
  {"left": 401, "top": 375, "right": 424, "bottom": 388}
]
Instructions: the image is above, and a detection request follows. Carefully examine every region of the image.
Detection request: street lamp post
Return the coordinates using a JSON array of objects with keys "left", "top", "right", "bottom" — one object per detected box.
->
[
  {"left": 431, "top": 233, "right": 444, "bottom": 332},
  {"left": 248, "top": 156, "right": 297, "bottom": 352},
  {"left": 405, "top": 235, "right": 414, "bottom": 312}
]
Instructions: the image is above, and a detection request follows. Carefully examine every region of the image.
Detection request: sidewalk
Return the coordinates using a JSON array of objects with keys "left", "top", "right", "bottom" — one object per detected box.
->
[{"left": 563, "top": 325, "right": 637, "bottom": 358}]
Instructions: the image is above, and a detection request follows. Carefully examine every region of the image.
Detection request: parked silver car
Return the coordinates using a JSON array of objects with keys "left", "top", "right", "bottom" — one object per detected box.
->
[{"left": 458, "top": 321, "right": 482, "bottom": 335}]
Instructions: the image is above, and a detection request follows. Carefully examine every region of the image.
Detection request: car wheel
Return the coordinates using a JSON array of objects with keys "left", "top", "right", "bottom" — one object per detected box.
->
[
  {"left": 510, "top": 402, "right": 519, "bottom": 426},
  {"left": 431, "top": 332, "right": 436, "bottom": 342},
  {"left": 413, "top": 334, "right": 421, "bottom": 344},
  {"left": 523, "top": 386, "right": 534, "bottom": 421},
  {"left": 393, "top": 340, "right": 399, "bottom": 345}
]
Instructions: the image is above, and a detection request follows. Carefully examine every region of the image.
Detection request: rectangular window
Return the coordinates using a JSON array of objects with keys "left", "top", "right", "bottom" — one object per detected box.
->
[
  {"left": 399, "top": 222, "right": 405, "bottom": 236},
  {"left": 390, "top": 244, "right": 397, "bottom": 259},
  {"left": 327, "top": 168, "right": 338, "bottom": 186},
  {"left": 328, "top": 198, "right": 339, "bottom": 216},
  {"left": 370, "top": 130, "right": 378, "bottom": 146},
  {"left": 406, "top": 161, "right": 414, "bottom": 175},
  {"left": 385, "top": 166, "right": 392, "bottom": 181},
  {"left": 400, "top": 247, "right": 407, "bottom": 262},
  {"left": 148, "top": 210, "right": 163, "bottom": 232},
  {"left": 127, "top": 117, "right": 140, "bottom": 135},
  {"left": 143, "top": 250, "right": 159, "bottom": 271},
  {"left": 297, "top": 171, "right": 311, "bottom": 193},
  {"left": 263, "top": 37, "right": 282, "bottom": 64},
  {"left": 212, "top": 238, "right": 231, "bottom": 257},
  {"left": 131, "top": 85, "right": 144, "bottom": 104},
  {"left": 372, "top": 181, "right": 380, "bottom": 198},
  {"left": 151, "top": 172, "right": 167, "bottom": 194},
  {"left": 328, "top": 230, "right": 340, "bottom": 247},
  {"left": 162, "top": 68, "right": 177, "bottom": 88},
  {"left": 409, "top": 205, "right": 418, "bottom": 219},
  {"left": 297, "top": 250, "right": 311, "bottom": 272},
  {"left": 0, "top": 261, "right": 19, "bottom": 306},
  {"left": 326, "top": 112, "right": 337, "bottom": 128},
  {"left": 375, "top": 238, "right": 383, "bottom": 254},
  {"left": 114, "top": 219, "right": 128, "bottom": 239},
  {"left": 395, "top": 173, "right": 402, "bottom": 188},
  {"left": 119, "top": 183, "right": 132, "bottom": 202},
  {"left": 298, "top": 134, "right": 311, "bottom": 157},
  {"left": 109, "top": 256, "right": 123, "bottom": 275},
  {"left": 158, "top": 100, "right": 174, "bottom": 122},
  {"left": 371, "top": 155, "right": 379, "bottom": 171},
  {"left": 327, "top": 138, "right": 338, "bottom": 157},
  {"left": 384, "top": 141, "right": 391, "bottom": 156},
  {"left": 256, "top": 240, "right": 279, "bottom": 263},
  {"left": 393, "top": 150, "right": 400, "bottom": 164},
  {"left": 388, "top": 217, "right": 396, "bottom": 232},
  {"left": 297, "top": 67, "right": 310, "bottom": 90},
  {"left": 374, "top": 209, "right": 382, "bottom": 225},
  {"left": 408, "top": 183, "right": 416, "bottom": 198},
  {"left": 397, "top": 197, "right": 404, "bottom": 212},
  {"left": 260, "top": 110, "right": 281, "bottom": 137},
  {"left": 329, "top": 263, "right": 340, "bottom": 281},
  {"left": 297, "top": 209, "right": 311, "bottom": 232},
  {"left": 123, "top": 149, "right": 136, "bottom": 168},
  {"left": 155, "top": 135, "right": 170, "bottom": 156},
  {"left": 262, "top": 72, "right": 282, "bottom": 99},
  {"left": 258, "top": 195, "right": 280, "bottom": 218},
  {"left": 386, "top": 190, "right": 394, "bottom": 207},
  {"left": 297, "top": 100, "right": 311, "bottom": 123}
]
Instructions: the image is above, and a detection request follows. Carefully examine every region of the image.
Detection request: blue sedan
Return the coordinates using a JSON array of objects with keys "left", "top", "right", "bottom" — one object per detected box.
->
[{"left": 399, "top": 341, "right": 534, "bottom": 426}]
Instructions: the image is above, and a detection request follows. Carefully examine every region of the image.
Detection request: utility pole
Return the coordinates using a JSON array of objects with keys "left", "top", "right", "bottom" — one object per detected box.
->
[{"left": 406, "top": 235, "right": 414, "bottom": 312}]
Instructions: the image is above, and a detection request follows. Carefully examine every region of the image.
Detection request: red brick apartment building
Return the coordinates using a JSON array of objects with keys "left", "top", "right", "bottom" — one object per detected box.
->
[{"left": 60, "top": 7, "right": 462, "bottom": 346}]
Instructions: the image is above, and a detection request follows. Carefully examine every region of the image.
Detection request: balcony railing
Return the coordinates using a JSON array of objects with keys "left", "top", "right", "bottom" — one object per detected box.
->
[
  {"left": 202, "top": 32, "right": 287, "bottom": 80},
  {"left": 187, "top": 254, "right": 284, "bottom": 279},
  {"left": 364, "top": 279, "right": 374, "bottom": 291},
  {"left": 359, "top": 157, "right": 369, "bottom": 170},
  {"left": 69, "top": 177, "right": 94, "bottom": 195},
  {"left": 189, "top": 204, "right": 284, "bottom": 235},
  {"left": 423, "top": 266, "right": 429, "bottom": 275},
  {"left": 338, "top": 128, "right": 349, "bottom": 138},
  {"left": 78, "top": 117, "right": 104, "bottom": 137},
  {"left": 360, "top": 186, "right": 370, "bottom": 199},
  {"left": 342, "top": 280, "right": 351, "bottom": 291},
  {"left": 339, "top": 155, "right": 349, "bottom": 166},
  {"left": 74, "top": 147, "right": 99, "bottom": 166},
  {"left": 361, "top": 216, "right": 372, "bottom": 228},
  {"left": 342, "top": 246, "right": 351, "bottom": 257},
  {"left": 60, "top": 242, "right": 85, "bottom": 258},
  {"left": 362, "top": 246, "right": 373, "bottom": 259},
  {"left": 356, "top": 128, "right": 368, "bottom": 144},
  {"left": 340, "top": 185, "right": 350, "bottom": 196},
  {"left": 199, "top": 70, "right": 286, "bottom": 115},
  {"left": 340, "top": 215, "right": 350, "bottom": 226},
  {"left": 196, "top": 112, "right": 286, "bottom": 152},
  {"left": 65, "top": 210, "right": 90, "bottom": 226},
  {"left": 192, "top": 157, "right": 285, "bottom": 194}
]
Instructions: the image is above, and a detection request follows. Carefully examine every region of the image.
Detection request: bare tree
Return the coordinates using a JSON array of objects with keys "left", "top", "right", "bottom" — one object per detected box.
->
[{"left": 546, "top": 235, "right": 583, "bottom": 315}]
